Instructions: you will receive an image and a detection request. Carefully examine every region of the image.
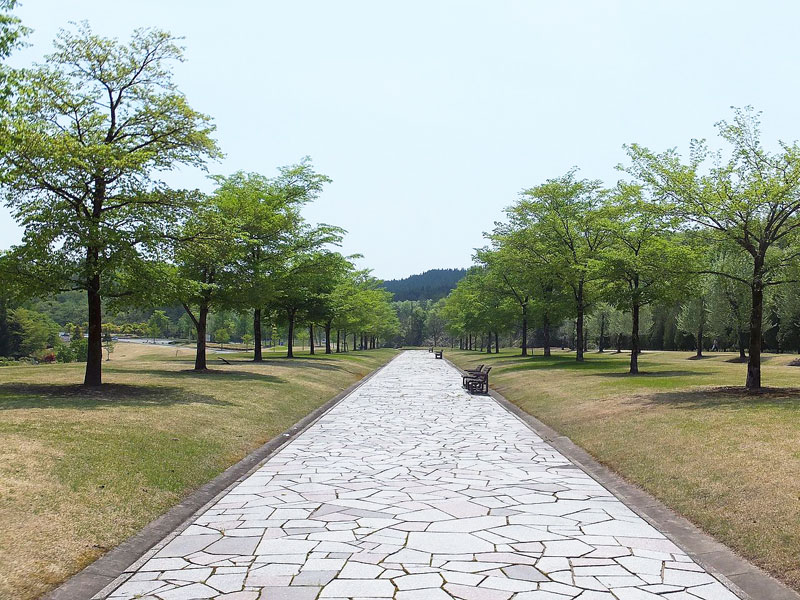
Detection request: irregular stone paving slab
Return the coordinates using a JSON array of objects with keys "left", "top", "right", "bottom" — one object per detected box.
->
[{"left": 102, "top": 350, "right": 742, "bottom": 600}]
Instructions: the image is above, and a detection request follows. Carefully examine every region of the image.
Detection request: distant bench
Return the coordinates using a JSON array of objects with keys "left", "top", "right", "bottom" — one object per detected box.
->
[
  {"left": 462, "top": 365, "right": 490, "bottom": 394},
  {"left": 434, "top": 350, "right": 443, "bottom": 359}
]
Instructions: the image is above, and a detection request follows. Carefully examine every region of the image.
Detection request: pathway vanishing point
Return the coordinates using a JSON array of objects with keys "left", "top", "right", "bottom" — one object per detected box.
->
[{"left": 101, "top": 350, "right": 743, "bottom": 600}]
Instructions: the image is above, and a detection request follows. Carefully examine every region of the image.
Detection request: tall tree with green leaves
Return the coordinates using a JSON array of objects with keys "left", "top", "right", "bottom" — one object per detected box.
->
[
  {"left": 215, "top": 161, "right": 332, "bottom": 361},
  {"left": 273, "top": 250, "right": 347, "bottom": 358},
  {"left": 0, "top": 0, "right": 28, "bottom": 101},
  {"left": 171, "top": 196, "right": 243, "bottom": 370},
  {"left": 600, "top": 184, "right": 693, "bottom": 374},
  {"left": 513, "top": 171, "right": 609, "bottom": 361},
  {"left": 624, "top": 107, "right": 800, "bottom": 390},
  {"left": 0, "top": 24, "right": 219, "bottom": 385}
]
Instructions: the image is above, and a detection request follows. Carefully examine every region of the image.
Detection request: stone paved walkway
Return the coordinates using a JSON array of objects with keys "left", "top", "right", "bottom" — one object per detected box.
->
[{"left": 104, "top": 350, "right": 742, "bottom": 600}]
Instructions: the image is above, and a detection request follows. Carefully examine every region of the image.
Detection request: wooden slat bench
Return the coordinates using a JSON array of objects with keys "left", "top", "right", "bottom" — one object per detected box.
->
[{"left": 463, "top": 366, "right": 491, "bottom": 394}]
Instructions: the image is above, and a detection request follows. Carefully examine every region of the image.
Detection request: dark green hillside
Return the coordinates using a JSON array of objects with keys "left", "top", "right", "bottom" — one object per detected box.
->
[{"left": 382, "top": 268, "right": 467, "bottom": 301}]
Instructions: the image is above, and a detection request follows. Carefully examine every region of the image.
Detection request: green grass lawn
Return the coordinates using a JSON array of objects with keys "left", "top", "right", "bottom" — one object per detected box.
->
[
  {"left": 0, "top": 343, "right": 397, "bottom": 600},
  {"left": 448, "top": 347, "right": 800, "bottom": 591}
]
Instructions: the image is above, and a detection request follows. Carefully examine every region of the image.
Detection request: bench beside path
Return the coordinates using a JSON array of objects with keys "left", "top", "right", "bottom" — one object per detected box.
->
[{"left": 101, "top": 350, "right": 744, "bottom": 600}]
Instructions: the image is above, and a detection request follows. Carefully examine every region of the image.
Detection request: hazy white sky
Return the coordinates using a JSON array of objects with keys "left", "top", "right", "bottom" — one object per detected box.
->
[{"left": 2, "top": 1, "right": 800, "bottom": 279}]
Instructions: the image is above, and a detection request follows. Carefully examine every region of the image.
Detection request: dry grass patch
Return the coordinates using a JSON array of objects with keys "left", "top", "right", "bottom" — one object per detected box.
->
[
  {"left": 449, "top": 348, "right": 800, "bottom": 591},
  {"left": 0, "top": 344, "right": 397, "bottom": 600}
]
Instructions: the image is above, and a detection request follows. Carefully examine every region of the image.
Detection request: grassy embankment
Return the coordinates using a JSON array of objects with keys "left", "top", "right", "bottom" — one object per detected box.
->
[
  {"left": 448, "top": 347, "right": 800, "bottom": 591},
  {"left": 0, "top": 343, "right": 397, "bottom": 600}
]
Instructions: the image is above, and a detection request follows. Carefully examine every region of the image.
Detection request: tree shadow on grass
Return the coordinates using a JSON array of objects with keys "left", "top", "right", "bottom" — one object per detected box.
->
[
  {"left": 596, "top": 370, "right": 704, "bottom": 378},
  {"left": 636, "top": 386, "right": 800, "bottom": 410},
  {"left": 165, "top": 356, "right": 346, "bottom": 372},
  {"left": 133, "top": 368, "right": 289, "bottom": 383},
  {"left": 499, "top": 355, "right": 629, "bottom": 373},
  {"left": 0, "top": 383, "right": 228, "bottom": 410}
]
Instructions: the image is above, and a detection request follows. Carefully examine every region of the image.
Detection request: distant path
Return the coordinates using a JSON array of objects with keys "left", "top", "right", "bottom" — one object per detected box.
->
[{"left": 102, "top": 350, "right": 741, "bottom": 599}]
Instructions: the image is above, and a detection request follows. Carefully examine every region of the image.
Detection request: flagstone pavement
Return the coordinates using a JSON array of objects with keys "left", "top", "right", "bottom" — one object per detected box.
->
[{"left": 103, "top": 350, "right": 742, "bottom": 600}]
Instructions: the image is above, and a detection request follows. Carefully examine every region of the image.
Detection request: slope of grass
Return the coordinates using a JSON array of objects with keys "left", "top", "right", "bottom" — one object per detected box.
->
[
  {"left": 448, "top": 348, "right": 800, "bottom": 591},
  {"left": 0, "top": 343, "right": 397, "bottom": 600}
]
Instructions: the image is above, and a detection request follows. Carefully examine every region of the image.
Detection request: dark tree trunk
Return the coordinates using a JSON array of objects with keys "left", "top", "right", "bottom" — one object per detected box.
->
[
  {"left": 195, "top": 303, "right": 209, "bottom": 370},
  {"left": 616, "top": 333, "right": 623, "bottom": 353},
  {"left": 325, "top": 321, "right": 332, "bottom": 354},
  {"left": 543, "top": 316, "right": 551, "bottom": 357},
  {"left": 253, "top": 308, "right": 263, "bottom": 362},
  {"left": 739, "top": 332, "right": 747, "bottom": 360},
  {"left": 598, "top": 313, "right": 606, "bottom": 352},
  {"left": 521, "top": 304, "right": 528, "bottom": 356},
  {"left": 630, "top": 301, "right": 640, "bottom": 374},
  {"left": 495, "top": 331, "right": 499, "bottom": 354},
  {"left": 746, "top": 275, "right": 763, "bottom": 390},
  {"left": 353, "top": 332, "right": 357, "bottom": 352},
  {"left": 309, "top": 324, "right": 315, "bottom": 355},
  {"left": 459, "top": 337, "right": 463, "bottom": 350},
  {"left": 575, "top": 282, "right": 584, "bottom": 362},
  {"left": 84, "top": 271, "right": 103, "bottom": 386},
  {"left": 287, "top": 309, "right": 296, "bottom": 358},
  {"left": 336, "top": 329, "right": 340, "bottom": 353},
  {"left": 696, "top": 322, "right": 703, "bottom": 358},
  {"left": 486, "top": 330, "right": 492, "bottom": 354}
]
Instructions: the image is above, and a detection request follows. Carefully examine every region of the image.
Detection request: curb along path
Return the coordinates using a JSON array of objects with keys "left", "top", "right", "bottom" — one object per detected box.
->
[{"left": 101, "top": 350, "right": 743, "bottom": 600}]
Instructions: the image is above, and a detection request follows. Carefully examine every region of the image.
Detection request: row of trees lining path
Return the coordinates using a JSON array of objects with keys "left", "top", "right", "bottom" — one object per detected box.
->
[
  {"left": 442, "top": 108, "right": 800, "bottom": 392},
  {"left": 0, "top": 21, "right": 399, "bottom": 385}
]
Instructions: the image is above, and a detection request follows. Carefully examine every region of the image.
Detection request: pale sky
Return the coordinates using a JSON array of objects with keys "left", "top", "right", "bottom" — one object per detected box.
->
[{"left": 2, "top": 1, "right": 800, "bottom": 279}]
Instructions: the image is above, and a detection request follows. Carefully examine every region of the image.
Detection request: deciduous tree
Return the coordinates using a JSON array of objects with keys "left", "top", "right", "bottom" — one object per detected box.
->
[
  {"left": 625, "top": 107, "right": 800, "bottom": 389},
  {"left": 0, "top": 24, "right": 218, "bottom": 384}
]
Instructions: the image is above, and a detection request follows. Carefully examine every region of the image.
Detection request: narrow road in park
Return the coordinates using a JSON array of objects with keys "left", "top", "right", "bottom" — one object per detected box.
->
[{"left": 103, "top": 350, "right": 741, "bottom": 600}]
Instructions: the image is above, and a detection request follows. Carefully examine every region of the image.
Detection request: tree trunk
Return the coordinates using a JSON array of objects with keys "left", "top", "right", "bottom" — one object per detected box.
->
[
  {"left": 253, "top": 308, "right": 263, "bottom": 362},
  {"left": 521, "top": 303, "right": 528, "bottom": 356},
  {"left": 746, "top": 275, "right": 763, "bottom": 390},
  {"left": 598, "top": 313, "right": 606, "bottom": 352},
  {"left": 194, "top": 303, "right": 209, "bottom": 370},
  {"left": 495, "top": 331, "right": 499, "bottom": 354},
  {"left": 309, "top": 324, "right": 315, "bottom": 355},
  {"left": 352, "top": 332, "right": 356, "bottom": 352},
  {"left": 486, "top": 330, "right": 492, "bottom": 354},
  {"left": 630, "top": 301, "right": 640, "bottom": 374},
  {"left": 287, "top": 310, "right": 295, "bottom": 358},
  {"left": 336, "top": 329, "right": 340, "bottom": 353},
  {"left": 325, "top": 321, "right": 332, "bottom": 354},
  {"left": 84, "top": 272, "right": 103, "bottom": 386},
  {"left": 739, "top": 331, "right": 747, "bottom": 359},
  {"left": 543, "top": 315, "right": 551, "bottom": 357},
  {"left": 696, "top": 322, "right": 703, "bottom": 358},
  {"left": 575, "top": 282, "right": 584, "bottom": 362}
]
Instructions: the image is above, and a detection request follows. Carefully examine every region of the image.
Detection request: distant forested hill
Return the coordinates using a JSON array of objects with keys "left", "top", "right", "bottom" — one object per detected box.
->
[{"left": 382, "top": 268, "right": 467, "bottom": 301}]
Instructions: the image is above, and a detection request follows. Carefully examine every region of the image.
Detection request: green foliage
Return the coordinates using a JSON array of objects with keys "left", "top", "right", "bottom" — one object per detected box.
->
[
  {"left": 213, "top": 327, "right": 230, "bottom": 345},
  {"left": 8, "top": 307, "right": 60, "bottom": 358},
  {"left": 383, "top": 269, "right": 467, "bottom": 301},
  {"left": 70, "top": 336, "right": 88, "bottom": 362},
  {"left": 0, "top": 23, "right": 219, "bottom": 384},
  {"left": 55, "top": 343, "right": 76, "bottom": 363},
  {"left": 146, "top": 310, "right": 171, "bottom": 341}
]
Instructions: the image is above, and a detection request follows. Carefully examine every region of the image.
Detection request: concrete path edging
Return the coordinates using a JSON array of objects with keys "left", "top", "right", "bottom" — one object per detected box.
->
[
  {"left": 41, "top": 358, "right": 393, "bottom": 600},
  {"left": 443, "top": 357, "right": 799, "bottom": 600}
]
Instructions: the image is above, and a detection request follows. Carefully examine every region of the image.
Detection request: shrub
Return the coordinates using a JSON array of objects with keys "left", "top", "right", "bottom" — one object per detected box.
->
[
  {"left": 55, "top": 344, "right": 75, "bottom": 363},
  {"left": 41, "top": 352, "right": 56, "bottom": 363},
  {"left": 69, "top": 336, "right": 88, "bottom": 362}
]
